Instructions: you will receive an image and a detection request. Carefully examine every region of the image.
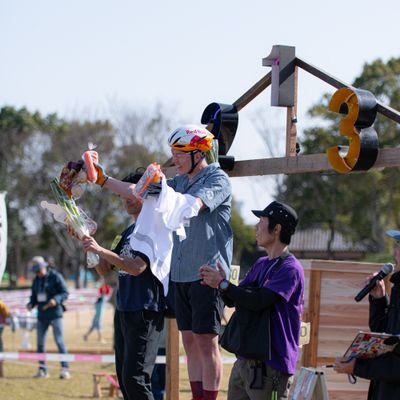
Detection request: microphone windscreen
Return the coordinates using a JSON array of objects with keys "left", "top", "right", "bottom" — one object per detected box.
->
[{"left": 382, "top": 263, "right": 395, "bottom": 275}]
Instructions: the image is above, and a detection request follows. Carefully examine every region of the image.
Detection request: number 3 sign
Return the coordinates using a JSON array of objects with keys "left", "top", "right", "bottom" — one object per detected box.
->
[{"left": 327, "top": 87, "right": 379, "bottom": 173}]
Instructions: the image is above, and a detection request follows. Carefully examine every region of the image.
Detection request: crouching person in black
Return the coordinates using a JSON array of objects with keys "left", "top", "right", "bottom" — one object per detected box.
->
[{"left": 200, "top": 201, "right": 305, "bottom": 400}]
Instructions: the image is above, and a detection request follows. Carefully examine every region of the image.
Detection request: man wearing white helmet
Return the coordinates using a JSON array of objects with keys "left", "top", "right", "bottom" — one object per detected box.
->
[
  {"left": 166, "top": 125, "right": 233, "bottom": 400},
  {"left": 94, "top": 124, "right": 233, "bottom": 400}
]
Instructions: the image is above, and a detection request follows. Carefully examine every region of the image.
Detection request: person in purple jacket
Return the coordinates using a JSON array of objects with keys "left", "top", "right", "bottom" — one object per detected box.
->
[{"left": 200, "top": 201, "right": 305, "bottom": 400}]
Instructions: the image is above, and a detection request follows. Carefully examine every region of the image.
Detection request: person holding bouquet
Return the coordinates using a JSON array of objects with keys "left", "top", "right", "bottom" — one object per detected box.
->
[{"left": 71, "top": 169, "right": 165, "bottom": 400}]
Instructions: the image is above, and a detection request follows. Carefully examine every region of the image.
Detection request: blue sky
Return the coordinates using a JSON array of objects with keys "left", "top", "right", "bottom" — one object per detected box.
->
[{"left": 1, "top": 0, "right": 399, "bottom": 222}]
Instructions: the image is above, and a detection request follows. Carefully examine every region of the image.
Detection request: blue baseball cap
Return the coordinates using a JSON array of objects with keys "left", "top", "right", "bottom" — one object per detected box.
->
[{"left": 30, "top": 256, "right": 48, "bottom": 272}]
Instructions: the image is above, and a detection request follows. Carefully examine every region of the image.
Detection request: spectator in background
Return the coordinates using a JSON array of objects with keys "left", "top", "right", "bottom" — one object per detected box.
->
[
  {"left": 98, "top": 279, "right": 113, "bottom": 297},
  {"left": 46, "top": 256, "right": 56, "bottom": 269},
  {"left": 46, "top": 255, "right": 67, "bottom": 279},
  {"left": 83, "top": 279, "right": 113, "bottom": 343},
  {"left": 27, "top": 256, "right": 70, "bottom": 379}
]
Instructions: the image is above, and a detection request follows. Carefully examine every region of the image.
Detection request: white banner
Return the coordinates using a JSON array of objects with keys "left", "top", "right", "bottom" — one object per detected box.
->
[
  {"left": 0, "top": 192, "right": 7, "bottom": 283},
  {"left": 0, "top": 351, "right": 236, "bottom": 364}
]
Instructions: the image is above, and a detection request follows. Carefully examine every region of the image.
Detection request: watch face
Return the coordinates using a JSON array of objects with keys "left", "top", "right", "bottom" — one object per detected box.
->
[{"left": 219, "top": 280, "right": 229, "bottom": 290}]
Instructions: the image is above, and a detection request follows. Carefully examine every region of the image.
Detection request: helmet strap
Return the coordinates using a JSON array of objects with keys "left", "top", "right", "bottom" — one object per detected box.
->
[{"left": 187, "top": 150, "right": 204, "bottom": 174}]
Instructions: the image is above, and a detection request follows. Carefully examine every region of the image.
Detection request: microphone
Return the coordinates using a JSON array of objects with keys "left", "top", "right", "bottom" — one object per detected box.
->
[{"left": 354, "top": 263, "right": 394, "bottom": 302}]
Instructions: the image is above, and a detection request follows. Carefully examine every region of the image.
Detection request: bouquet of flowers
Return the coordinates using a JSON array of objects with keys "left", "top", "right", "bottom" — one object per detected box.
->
[
  {"left": 59, "top": 143, "right": 98, "bottom": 198},
  {"left": 44, "top": 178, "right": 99, "bottom": 268}
]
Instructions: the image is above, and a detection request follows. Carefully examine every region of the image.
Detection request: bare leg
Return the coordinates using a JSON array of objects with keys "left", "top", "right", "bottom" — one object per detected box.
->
[
  {"left": 181, "top": 330, "right": 203, "bottom": 382},
  {"left": 181, "top": 331, "right": 221, "bottom": 390},
  {"left": 193, "top": 333, "right": 221, "bottom": 391}
]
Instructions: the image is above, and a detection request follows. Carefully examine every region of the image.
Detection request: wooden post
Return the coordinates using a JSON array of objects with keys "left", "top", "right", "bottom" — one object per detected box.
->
[
  {"left": 92, "top": 373, "right": 102, "bottom": 398},
  {"left": 286, "top": 66, "right": 298, "bottom": 157},
  {"left": 166, "top": 318, "right": 180, "bottom": 400},
  {"left": 302, "top": 269, "right": 321, "bottom": 367}
]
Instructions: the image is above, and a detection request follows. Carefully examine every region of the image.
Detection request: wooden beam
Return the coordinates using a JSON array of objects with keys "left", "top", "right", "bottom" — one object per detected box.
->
[
  {"left": 376, "top": 102, "right": 400, "bottom": 124},
  {"left": 226, "top": 153, "right": 330, "bottom": 177},
  {"left": 233, "top": 72, "right": 272, "bottom": 112},
  {"left": 163, "top": 147, "right": 400, "bottom": 177},
  {"left": 162, "top": 54, "right": 400, "bottom": 177},
  {"left": 296, "top": 57, "right": 400, "bottom": 124},
  {"left": 295, "top": 57, "right": 349, "bottom": 90},
  {"left": 224, "top": 147, "right": 400, "bottom": 177},
  {"left": 303, "top": 259, "right": 380, "bottom": 274}
]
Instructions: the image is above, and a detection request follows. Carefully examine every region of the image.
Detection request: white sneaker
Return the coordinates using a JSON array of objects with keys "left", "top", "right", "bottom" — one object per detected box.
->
[
  {"left": 59, "top": 368, "right": 71, "bottom": 379},
  {"left": 33, "top": 369, "right": 50, "bottom": 378}
]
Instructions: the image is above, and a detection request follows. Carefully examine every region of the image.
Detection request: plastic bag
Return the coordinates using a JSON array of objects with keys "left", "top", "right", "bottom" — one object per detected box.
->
[
  {"left": 40, "top": 201, "right": 97, "bottom": 235},
  {"left": 59, "top": 159, "right": 87, "bottom": 198},
  {"left": 130, "top": 162, "right": 162, "bottom": 199},
  {"left": 41, "top": 196, "right": 99, "bottom": 269},
  {"left": 82, "top": 143, "right": 99, "bottom": 183},
  {"left": 53, "top": 145, "right": 100, "bottom": 267},
  {"left": 58, "top": 143, "right": 99, "bottom": 198}
]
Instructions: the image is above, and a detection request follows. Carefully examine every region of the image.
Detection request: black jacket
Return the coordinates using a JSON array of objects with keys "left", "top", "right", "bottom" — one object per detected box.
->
[
  {"left": 28, "top": 268, "right": 69, "bottom": 321},
  {"left": 353, "top": 270, "right": 400, "bottom": 400}
]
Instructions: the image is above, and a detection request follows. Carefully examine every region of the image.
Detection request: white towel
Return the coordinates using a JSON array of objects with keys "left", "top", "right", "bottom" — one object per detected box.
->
[{"left": 129, "top": 179, "right": 200, "bottom": 295}]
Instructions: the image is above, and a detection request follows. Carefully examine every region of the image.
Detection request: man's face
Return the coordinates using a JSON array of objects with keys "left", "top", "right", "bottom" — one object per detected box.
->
[
  {"left": 35, "top": 267, "right": 47, "bottom": 278},
  {"left": 171, "top": 149, "right": 193, "bottom": 175},
  {"left": 255, "top": 217, "right": 277, "bottom": 248}
]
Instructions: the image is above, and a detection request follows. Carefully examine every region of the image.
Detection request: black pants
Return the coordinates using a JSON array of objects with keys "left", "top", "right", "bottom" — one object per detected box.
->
[{"left": 114, "top": 310, "right": 164, "bottom": 400}]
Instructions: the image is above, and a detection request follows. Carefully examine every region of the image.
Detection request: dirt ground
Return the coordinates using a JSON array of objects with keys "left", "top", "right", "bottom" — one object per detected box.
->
[{"left": 1, "top": 303, "right": 232, "bottom": 399}]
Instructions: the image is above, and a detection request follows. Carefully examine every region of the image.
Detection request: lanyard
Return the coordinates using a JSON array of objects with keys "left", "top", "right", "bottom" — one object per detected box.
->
[
  {"left": 259, "top": 258, "right": 281, "bottom": 286},
  {"left": 38, "top": 275, "right": 48, "bottom": 294},
  {"left": 259, "top": 251, "right": 289, "bottom": 286}
]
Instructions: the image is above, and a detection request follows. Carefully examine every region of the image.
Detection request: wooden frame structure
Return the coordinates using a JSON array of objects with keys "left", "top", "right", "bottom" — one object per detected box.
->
[
  {"left": 229, "top": 57, "right": 400, "bottom": 177},
  {"left": 163, "top": 45, "right": 400, "bottom": 400}
]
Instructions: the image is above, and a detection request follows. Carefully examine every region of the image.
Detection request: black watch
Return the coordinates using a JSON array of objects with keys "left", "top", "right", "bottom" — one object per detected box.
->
[{"left": 218, "top": 279, "right": 229, "bottom": 291}]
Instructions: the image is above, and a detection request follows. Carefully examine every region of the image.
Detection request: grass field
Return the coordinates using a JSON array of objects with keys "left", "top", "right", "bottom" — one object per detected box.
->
[{"left": 0, "top": 304, "right": 232, "bottom": 399}]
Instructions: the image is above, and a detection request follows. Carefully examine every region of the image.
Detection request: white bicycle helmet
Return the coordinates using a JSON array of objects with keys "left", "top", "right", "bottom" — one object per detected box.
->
[{"left": 168, "top": 125, "right": 214, "bottom": 153}]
